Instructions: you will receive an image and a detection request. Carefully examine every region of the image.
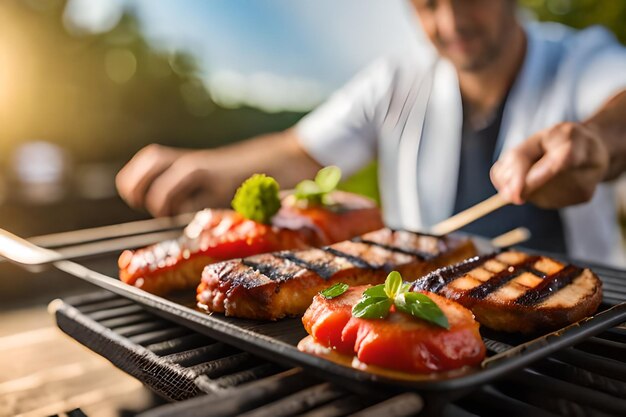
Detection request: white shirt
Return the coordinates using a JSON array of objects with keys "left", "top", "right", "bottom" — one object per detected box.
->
[{"left": 296, "top": 22, "right": 626, "bottom": 266}]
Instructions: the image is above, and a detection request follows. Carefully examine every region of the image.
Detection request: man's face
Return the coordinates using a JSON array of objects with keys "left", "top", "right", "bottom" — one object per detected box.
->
[{"left": 411, "top": 0, "right": 517, "bottom": 71}]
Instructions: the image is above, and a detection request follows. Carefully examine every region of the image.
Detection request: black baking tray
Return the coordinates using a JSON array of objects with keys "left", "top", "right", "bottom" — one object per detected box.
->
[{"left": 44, "top": 233, "right": 626, "bottom": 398}]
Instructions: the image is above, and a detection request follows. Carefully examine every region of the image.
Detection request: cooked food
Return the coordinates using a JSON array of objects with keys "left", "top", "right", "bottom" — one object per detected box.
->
[
  {"left": 119, "top": 191, "right": 383, "bottom": 294},
  {"left": 299, "top": 285, "right": 486, "bottom": 373},
  {"left": 410, "top": 250, "right": 603, "bottom": 333},
  {"left": 197, "top": 229, "right": 476, "bottom": 319}
]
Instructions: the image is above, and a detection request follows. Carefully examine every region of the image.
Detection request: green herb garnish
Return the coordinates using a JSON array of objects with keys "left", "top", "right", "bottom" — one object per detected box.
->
[
  {"left": 395, "top": 292, "right": 450, "bottom": 329},
  {"left": 351, "top": 271, "right": 450, "bottom": 329},
  {"left": 352, "top": 296, "right": 393, "bottom": 319},
  {"left": 294, "top": 166, "right": 342, "bottom": 206},
  {"left": 319, "top": 282, "right": 349, "bottom": 299},
  {"left": 231, "top": 174, "right": 281, "bottom": 224}
]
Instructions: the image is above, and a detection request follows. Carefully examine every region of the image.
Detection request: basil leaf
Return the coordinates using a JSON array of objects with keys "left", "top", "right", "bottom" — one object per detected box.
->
[
  {"left": 319, "top": 283, "right": 349, "bottom": 299},
  {"left": 395, "top": 293, "right": 450, "bottom": 329},
  {"left": 363, "top": 284, "right": 386, "bottom": 299},
  {"left": 401, "top": 282, "right": 413, "bottom": 293},
  {"left": 384, "top": 271, "right": 402, "bottom": 298},
  {"left": 352, "top": 296, "right": 392, "bottom": 319},
  {"left": 294, "top": 166, "right": 342, "bottom": 206},
  {"left": 295, "top": 179, "right": 320, "bottom": 197},
  {"left": 315, "top": 166, "right": 342, "bottom": 192}
]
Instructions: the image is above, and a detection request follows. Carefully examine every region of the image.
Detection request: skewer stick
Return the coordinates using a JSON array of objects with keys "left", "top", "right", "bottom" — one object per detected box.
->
[
  {"left": 430, "top": 194, "right": 509, "bottom": 236},
  {"left": 491, "top": 227, "right": 531, "bottom": 248}
]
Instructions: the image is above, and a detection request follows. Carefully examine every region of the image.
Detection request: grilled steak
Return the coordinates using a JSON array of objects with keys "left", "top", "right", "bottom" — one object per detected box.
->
[
  {"left": 119, "top": 191, "right": 383, "bottom": 295},
  {"left": 197, "top": 229, "right": 477, "bottom": 320},
  {"left": 410, "top": 251, "right": 603, "bottom": 333},
  {"left": 300, "top": 286, "right": 486, "bottom": 373}
]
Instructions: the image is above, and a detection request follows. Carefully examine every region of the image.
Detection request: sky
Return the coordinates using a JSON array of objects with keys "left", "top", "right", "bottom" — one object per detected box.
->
[{"left": 64, "top": 0, "right": 426, "bottom": 111}]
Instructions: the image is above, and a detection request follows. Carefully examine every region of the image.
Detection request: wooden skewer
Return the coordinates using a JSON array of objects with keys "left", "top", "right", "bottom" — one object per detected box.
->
[
  {"left": 491, "top": 227, "right": 531, "bottom": 248},
  {"left": 430, "top": 194, "right": 509, "bottom": 236}
]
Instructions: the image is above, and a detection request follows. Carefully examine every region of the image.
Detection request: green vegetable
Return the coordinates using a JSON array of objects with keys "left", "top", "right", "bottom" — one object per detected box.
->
[
  {"left": 320, "top": 283, "right": 349, "bottom": 299},
  {"left": 315, "top": 165, "right": 342, "bottom": 192},
  {"left": 352, "top": 296, "right": 393, "bottom": 319},
  {"left": 363, "top": 284, "right": 386, "bottom": 298},
  {"left": 231, "top": 174, "right": 281, "bottom": 224},
  {"left": 351, "top": 271, "right": 450, "bottom": 329},
  {"left": 384, "top": 270, "right": 402, "bottom": 298},
  {"left": 395, "top": 292, "right": 450, "bottom": 329},
  {"left": 294, "top": 166, "right": 342, "bottom": 206}
]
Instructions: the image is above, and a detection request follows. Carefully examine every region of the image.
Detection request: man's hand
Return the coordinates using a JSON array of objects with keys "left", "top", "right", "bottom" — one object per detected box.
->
[
  {"left": 490, "top": 122, "right": 609, "bottom": 209},
  {"left": 116, "top": 144, "right": 237, "bottom": 217},
  {"left": 115, "top": 130, "right": 323, "bottom": 218}
]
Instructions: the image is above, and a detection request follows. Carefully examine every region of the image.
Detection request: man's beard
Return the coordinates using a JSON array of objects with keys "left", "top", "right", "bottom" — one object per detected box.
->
[
  {"left": 437, "top": 30, "right": 506, "bottom": 72},
  {"left": 456, "top": 40, "right": 503, "bottom": 71}
]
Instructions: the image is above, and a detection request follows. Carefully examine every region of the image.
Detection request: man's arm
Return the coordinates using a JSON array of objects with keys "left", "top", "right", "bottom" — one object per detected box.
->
[
  {"left": 490, "top": 89, "right": 626, "bottom": 208},
  {"left": 116, "top": 128, "right": 323, "bottom": 217},
  {"left": 586, "top": 90, "right": 626, "bottom": 180},
  {"left": 117, "top": 58, "right": 392, "bottom": 217}
]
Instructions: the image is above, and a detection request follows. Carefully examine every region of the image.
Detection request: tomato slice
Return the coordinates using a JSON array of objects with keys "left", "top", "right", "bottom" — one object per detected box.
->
[
  {"left": 302, "top": 286, "right": 366, "bottom": 354},
  {"left": 302, "top": 287, "right": 486, "bottom": 373}
]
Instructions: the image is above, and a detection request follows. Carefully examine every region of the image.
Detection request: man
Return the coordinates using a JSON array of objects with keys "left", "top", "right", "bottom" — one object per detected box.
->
[{"left": 116, "top": 0, "right": 626, "bottom": 265}]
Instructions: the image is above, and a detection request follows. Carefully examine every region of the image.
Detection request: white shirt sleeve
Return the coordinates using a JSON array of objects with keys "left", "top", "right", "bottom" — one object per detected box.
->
[
  {"left": 573, "top": 27, "right": 626, "bottom": 121},
  {"left": 295, "top": 58, "right": 397, "bottom": 176}
]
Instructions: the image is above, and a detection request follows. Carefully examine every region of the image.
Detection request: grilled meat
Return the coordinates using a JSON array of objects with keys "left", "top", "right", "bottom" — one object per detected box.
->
[
  {"left": 299, "top": 286, "right": 486, "bottom": 373},
  {"left": 410, "top": 251, "right": 603, "bottom": 333},
  {"left": 119, "top": 192, "right": 383, "bottom": 295},
  {"left": 197, "top": 229, "right": 476, "bottom": 319}
]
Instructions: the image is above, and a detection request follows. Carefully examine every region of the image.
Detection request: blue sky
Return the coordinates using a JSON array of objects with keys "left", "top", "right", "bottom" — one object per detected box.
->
[{"left": 65, "top": 0, "right": 425, "bottom": 110}]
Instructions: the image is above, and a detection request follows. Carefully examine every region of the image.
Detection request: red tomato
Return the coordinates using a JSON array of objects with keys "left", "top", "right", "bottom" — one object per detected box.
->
[{"left": 302, "top": 286, "right": 486, "bottom": 373}]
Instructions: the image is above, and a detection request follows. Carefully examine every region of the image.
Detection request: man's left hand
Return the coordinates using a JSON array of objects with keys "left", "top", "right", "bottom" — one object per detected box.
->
[{"left": 490, "top": 122, "right": 609, "bottom": 209}]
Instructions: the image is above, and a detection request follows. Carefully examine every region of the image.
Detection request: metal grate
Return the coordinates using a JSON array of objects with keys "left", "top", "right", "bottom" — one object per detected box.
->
[
  {"left": 53, "top": 290, "right": 626, "bottom": 416},
  {"left": 52, "top": 291, "right": 285, "bottom": 402}
]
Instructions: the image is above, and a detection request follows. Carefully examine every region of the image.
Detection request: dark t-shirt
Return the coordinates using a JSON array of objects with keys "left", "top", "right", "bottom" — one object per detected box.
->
[{"left": 453, "top": 100, "right": 567, "bottom": 254}]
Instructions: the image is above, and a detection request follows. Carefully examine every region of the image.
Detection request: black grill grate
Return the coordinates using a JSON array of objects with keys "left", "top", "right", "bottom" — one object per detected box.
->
[
  {"left": 52, "top": 290, "right": 626, "bottom": 416},
  {"left": 52, "top": 291, "right": 284, "bottom": 401}
]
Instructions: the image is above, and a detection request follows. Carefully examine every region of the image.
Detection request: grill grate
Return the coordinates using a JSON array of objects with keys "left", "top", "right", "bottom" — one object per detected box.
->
[
  {"left": 52, "top": 290, "right": 626, "bottom": 416},
  {"left": 52, "top": 291, "right": 284, "bottom": 401}
]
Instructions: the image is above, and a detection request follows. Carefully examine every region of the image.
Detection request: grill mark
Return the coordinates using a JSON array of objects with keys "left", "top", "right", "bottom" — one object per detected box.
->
[
  {"left": 391, "top": 229, "right": 450, "bottom": 252},
  {"left": 242, "top": 258, "right": 297, "bottom": 283},
  {"left": 526, "top": 268, "right": 547, "bottom": 279},
  {"left": 322, "top": 247, "right": 374, "bottom": 270},
  {"left": 412, "top": 253, "right": 497, "bottom": 293},
  {"left": 274, "top": 252, "right": 336, "bottom": 280},
  {"left": 226, "top": 263, "right": 266, "bottom": 291},
  {"left": 352, "top": 237, "right": 433, "bottom": 261},
  {"left": 515, "top": 265, "right": 583, "bottom": 306},
  {"left": 466, "top": 256, "right": 541, "bottom": 300}
]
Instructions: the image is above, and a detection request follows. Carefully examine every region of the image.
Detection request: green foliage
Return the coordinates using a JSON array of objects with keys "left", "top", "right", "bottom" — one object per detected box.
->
[
  {"left": 231, "top": 174, "right": 281, "bottom": 224},
  {"left": 0, "top": 0, "right": 306, "bottom": 165},
  {"left": 521, "top": 0, "right": 626, "bottom": 44}
]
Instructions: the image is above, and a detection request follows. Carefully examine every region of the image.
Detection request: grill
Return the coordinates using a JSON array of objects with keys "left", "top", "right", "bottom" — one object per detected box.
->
[
  {"left": 53, "top": 289, "right": 626, "bottom": 416},
  {"left": 5, "top": 217, "right": 625, "bottom": 416}
]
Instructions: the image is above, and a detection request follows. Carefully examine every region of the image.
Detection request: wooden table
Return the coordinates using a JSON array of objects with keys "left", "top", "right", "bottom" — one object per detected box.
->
[{"left": 0, "top": 303, "right": 158, "bottom": 417}]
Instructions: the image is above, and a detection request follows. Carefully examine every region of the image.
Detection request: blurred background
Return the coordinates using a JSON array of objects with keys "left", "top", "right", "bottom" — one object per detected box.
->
[{"left": 0, "top": 0, "right": 625, "bottom": 239}]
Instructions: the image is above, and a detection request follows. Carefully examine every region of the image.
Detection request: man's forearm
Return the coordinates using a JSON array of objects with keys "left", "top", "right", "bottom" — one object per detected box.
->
[
  {"left": 210, "top": 128, "right": 323, "bottom": 195},
  {"left": 584, "top": 89, "right": 626, "bottom": 181}
]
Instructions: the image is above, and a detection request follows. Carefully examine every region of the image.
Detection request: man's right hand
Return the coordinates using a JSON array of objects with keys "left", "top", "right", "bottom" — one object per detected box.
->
[
  {"left": 115, "top": 130, "right": 323, "bottom": 218},
  {"left": 116, "top": 144, "right": 236, "bottom": 217}
]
